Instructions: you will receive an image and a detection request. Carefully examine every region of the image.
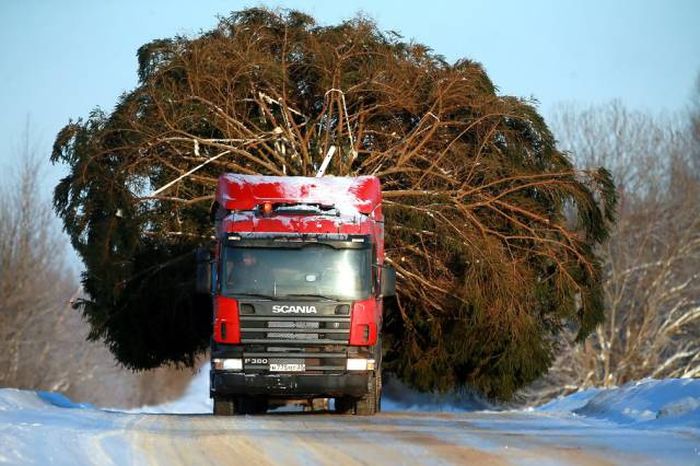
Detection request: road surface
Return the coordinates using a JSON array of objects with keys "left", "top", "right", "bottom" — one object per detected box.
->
[
  {"left": 4, "top": 404, "right": 697, "bottom": 465},
  {"left": 2, "top": 375, "right": 699, "bottom": 466}
]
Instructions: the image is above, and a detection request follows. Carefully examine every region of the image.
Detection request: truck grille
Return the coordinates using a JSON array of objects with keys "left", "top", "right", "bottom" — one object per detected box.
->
[
  {"left": 239, "top": 314, "right": 351, "bottom": 373},
  {"left": 240, "top": 315, "right": 350, "bottom": 345}
]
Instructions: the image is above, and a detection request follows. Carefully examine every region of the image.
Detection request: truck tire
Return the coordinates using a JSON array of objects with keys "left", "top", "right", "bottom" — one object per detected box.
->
[
  {"left": 356, "top": 337, "right": 384, "bottom": 414},
  {"left": 213, "top": 397, "right": 235, "bottom": 416},
  {"left": 236, "top": 396, "right": 268, "bottom": 415},
  {"left": 376, "top": 366, "right": 382, "bottom": 413},
  {"left": 333, "top": 396, "right": 354, "bottom": 414},
  {"left": 354, "top": 369, "right": 381, "bottom": 416},
  {"left": 335, "top": 340, "right": 383, "bottom": 415}
]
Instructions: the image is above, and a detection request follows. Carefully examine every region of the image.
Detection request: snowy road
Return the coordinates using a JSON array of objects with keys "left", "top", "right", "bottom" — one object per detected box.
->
[
  {"left": 2, "top": 397, "right": 699, "bottom": 465},
  {"left": 1, "top": 375, "right": 699, "bottom": 465},
  {"left": 107, "top": 410, "right": 698, "bottom": 465}
]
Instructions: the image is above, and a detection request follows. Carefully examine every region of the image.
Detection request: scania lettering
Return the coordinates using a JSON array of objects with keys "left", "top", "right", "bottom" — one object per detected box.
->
[
  {"left": 272, "top": 305, "right": 318, "bottom": 314},
  {"left": 196, "top": 174, "right": 395, "bottom": 416}
]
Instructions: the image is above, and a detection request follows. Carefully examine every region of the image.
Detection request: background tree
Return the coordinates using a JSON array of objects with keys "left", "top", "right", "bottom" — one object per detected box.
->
[
  {"left": 521, "top": 99, "right": 699, "bottom": 403},
  {"left": 51, "top": 8, "right": 615, "bottom": 399},
  {"left": 0, "top": 130, "right": 76, "bottom": 388},
  {"left": 0, "top": 125, "right": 197, "bottom": 408}
]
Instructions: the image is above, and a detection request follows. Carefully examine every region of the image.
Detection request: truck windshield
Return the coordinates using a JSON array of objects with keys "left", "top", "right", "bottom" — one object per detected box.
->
[{"left": 221, "top": 245, "right": 372, "bottom": 301}]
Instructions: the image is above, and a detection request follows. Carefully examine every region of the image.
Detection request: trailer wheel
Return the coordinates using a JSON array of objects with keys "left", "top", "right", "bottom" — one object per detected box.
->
[{"left": 213, "top": 397, "right": 235, "bottom": 416}]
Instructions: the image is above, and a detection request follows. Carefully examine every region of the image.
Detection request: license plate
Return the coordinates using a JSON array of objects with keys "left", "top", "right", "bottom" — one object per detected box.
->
[
  {"left": 270, "top": 363, "right": 305, "bottom": 372},
  {"left": 268, "top": 321, "right": 320, "bottom": 329},
  {"left": 267, "top": 332, "right": 319, "bottom": 340}
]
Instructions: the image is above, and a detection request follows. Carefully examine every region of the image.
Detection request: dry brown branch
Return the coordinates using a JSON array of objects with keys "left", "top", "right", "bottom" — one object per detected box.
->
[{"left": 51, "top": 9, "right": 616, "bottom": 398}]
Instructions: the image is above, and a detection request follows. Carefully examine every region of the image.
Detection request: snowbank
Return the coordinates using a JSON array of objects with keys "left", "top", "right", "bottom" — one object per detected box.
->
[
  {"left": 128, "top": 367, "right": 700, "bottom": 430},
  {"left": 537, "top": 378, "right": 700, "bottom": 430},
  {"left": 0, "top": 388, "right": 129, "bottom": 465},
  {"left": 129, "top": 367, "right": 212, "bottom": 414},
  {"left": 4, "top": 373, "right": 698, "bottom": 427},
  {"left": 1, "top": 376, "right": 698, "bottom": 464}
]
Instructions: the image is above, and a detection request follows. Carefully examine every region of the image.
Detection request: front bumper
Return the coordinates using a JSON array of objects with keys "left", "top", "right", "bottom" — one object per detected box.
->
[{"left": 211, "top": 371, "right": 369, "bottom": 398}]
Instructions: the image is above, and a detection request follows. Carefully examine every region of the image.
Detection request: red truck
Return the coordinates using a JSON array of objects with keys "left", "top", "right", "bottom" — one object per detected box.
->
[{"left": 197, "top": 174, "right": 395, "bottom": 415}]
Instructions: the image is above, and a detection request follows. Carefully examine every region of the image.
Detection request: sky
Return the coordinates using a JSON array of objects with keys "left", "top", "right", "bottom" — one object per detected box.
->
[{"left": 1, "top": 0, "right": 699, "bottom": 269}]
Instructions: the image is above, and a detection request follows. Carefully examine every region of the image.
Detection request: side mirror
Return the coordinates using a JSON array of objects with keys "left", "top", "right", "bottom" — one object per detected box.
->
[
  {"left": 195, "top": 247, "right": 212, "bottom": 294},
  {"left": 380, "top": 265, "right": 396, "bottom": 297}
]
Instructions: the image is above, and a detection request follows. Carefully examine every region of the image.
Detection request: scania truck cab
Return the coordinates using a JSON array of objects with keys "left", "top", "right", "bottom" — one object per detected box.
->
[{"left": 200, "top": 174, "right": 395, "bottom": 415}]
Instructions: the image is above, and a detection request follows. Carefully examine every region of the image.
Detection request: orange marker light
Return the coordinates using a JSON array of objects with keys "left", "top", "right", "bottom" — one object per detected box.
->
[{"left": 262, "top": 202, "right": 273, "bottom": 216}]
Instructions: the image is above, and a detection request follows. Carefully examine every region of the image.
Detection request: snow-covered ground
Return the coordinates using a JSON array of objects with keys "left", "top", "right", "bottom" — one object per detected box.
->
[
  {"left": 128, "top": 367, "right": 212, "bottom": 414},
  {"left": 0, "top": 372, "right": 698, "bottom": 465},
  {"left": 538, "top": 378, "right": 700, "bottom": 428}
]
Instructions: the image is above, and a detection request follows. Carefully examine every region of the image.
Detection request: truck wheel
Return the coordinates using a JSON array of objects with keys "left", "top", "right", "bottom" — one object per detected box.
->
[
  {"left": 376, "top": 366, "right": 383, "bottom": 413},
  {"left": 354, "top": 369, "right": 381, "bottom": 416},
  {"left": 255, "top": 397, "right": 269, "bottom": 414},
  {"left": 333, "top": 396, "right": 354, "bottom": 414},
  {"left": 213, "top": 397, "right": 235, "bottom": 416},
  {"left": 236, "top": 396, "right": 268, "bottom": 415}
]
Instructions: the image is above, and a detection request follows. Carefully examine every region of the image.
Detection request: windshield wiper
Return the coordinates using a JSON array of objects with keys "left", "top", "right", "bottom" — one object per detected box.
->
[
  {"left": 283, "top": 293, "right": 338, "bottom": 301},
  {"left": 233, "top": 292, "right": 280, "bottom": 300}
]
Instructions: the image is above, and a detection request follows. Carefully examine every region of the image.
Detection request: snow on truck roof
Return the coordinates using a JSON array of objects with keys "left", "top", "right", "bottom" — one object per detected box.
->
[{"left": 215, "top": 174, "right": 382, "bottom": 216}]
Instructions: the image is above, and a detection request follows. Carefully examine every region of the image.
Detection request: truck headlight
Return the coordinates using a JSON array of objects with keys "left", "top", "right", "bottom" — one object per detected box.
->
[
  {"left": 346, "top": 358, "right": 375, "bottom": 371},
  {"left": 212, "top": 358, "right": 243, "bottom": 371}
]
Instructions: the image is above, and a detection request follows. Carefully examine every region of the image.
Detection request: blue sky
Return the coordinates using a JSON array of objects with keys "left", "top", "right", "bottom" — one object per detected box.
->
[
  {"left": 2, "top": 0, "right": 699, "bottom": 169},
  {"left": 1, "top": 0, "right": 699, "bottom": 269}
]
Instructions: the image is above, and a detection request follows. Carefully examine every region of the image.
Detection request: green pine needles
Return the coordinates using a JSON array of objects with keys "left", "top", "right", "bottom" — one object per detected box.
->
[{"left": 51, "top": 8, "right": 616, "bottom": 399}]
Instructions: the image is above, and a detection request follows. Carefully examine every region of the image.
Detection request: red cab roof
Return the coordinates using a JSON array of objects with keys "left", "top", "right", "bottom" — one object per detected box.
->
[{"left": 215, "top": 174, "right": 382, "bottom": 217}]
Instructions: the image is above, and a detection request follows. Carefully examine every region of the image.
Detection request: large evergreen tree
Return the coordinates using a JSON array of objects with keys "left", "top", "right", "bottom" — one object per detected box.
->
[{"left": 52, "top": 8, "right": 615, "bottom": 399}]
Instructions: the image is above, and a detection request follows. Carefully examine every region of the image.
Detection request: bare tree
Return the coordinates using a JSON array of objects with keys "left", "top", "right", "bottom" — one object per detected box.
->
[
  {"left": 691, "top": 74, "right": 700, "bottom": 174},
  {"left": 0, "top": 127, "right": 77, "bottom": 387},
  {"left": 521, "top": 101, "right": 700, "bottom": 404},
  {"left": 0, "top": 127, "right": 197, "bottom": 407}
]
